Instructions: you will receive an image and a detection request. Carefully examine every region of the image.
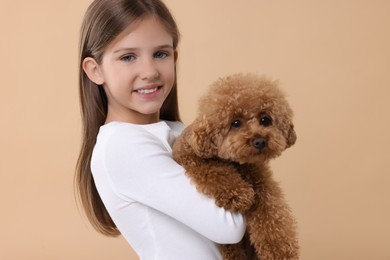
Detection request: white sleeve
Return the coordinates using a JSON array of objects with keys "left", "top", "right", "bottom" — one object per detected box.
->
[{"left": 103, "top": 127, "right": 246, "bottom": 244}]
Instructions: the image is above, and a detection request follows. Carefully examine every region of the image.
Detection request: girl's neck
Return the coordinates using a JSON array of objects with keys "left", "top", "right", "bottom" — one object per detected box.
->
[{"left": 105, "top": 111, "right": 160, "bottom": 125}]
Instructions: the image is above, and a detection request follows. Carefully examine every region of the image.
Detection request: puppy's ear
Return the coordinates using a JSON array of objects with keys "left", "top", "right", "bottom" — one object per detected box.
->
[
  {"left": 286, "top": 124, "right": 297, "bottom": 148},
  {"left": 187, "top": 117, "right": 220, "bottom": 158}
]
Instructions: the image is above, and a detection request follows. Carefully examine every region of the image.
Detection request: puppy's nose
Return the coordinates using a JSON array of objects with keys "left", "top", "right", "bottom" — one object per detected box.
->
[{"left": 252, "top": 137, "right": 267, "bottom": 150}]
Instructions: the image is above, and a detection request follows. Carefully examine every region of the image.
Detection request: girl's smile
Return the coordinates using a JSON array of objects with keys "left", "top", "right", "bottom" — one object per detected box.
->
[{"left": 134, "top": 84, "right": 162, "bottom": 95}]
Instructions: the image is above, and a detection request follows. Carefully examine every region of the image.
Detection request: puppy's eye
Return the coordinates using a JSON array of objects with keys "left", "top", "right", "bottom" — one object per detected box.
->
[
  {"left": 231, "top": 120, "right": 242, "bottom": 128},
  {"left": 260, "top": 115, "right": 272, "bottom": 127}
]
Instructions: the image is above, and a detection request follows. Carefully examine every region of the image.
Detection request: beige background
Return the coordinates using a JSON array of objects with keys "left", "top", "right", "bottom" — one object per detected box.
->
[{"left": 1, "top": 0, "right": 389, "bottom": 259}]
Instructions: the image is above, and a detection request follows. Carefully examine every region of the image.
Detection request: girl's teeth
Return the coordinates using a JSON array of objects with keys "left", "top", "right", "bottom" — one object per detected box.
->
[{"left": 137, "top": 87, "right": 158, "bottom": 94}]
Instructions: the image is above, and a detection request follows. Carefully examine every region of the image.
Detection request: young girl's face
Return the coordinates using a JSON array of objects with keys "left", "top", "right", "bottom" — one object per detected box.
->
[{"left": 86, "top": 16, "right": 176, "bottom": 124}]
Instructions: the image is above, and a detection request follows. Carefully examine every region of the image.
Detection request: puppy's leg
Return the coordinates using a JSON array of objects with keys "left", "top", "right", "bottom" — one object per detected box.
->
[
  {"left": 220, "top": 232, "right": 258, "bottom": 260},
  {"left": 219, "top": 243, "right": 247, "bottom": 260},
  {"left": 185, "top": 158, "right": 255, "bottom": 212},
  {"left": 173, "top": 134, "right": 255, "bottom": 212},
  {"left": 246, "top": 165, "right": 299, "bottom": 260}
]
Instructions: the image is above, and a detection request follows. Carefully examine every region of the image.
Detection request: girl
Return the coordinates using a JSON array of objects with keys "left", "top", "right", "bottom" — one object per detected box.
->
[{"left": 75, "top": 0, "right": 246, "bottom": 259}]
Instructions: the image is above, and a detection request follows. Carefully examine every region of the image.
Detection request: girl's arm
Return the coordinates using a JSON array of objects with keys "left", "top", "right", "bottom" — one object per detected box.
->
[{"left": 100, "top": 126, "right": 245, "bottom": 244}]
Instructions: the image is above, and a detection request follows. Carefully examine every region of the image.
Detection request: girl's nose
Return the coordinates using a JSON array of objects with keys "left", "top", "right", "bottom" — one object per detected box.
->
[{"left": 140, "top": 59, "right": 159, "bottom": 80}]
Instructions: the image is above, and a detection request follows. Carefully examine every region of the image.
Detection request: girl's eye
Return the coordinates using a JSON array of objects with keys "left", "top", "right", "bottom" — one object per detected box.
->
[
  {"left": 154, "top": 51, "right": 168, "bottom": 59},
  {"left": 120, "top": 54, "right": 135, "bottom": 62},
  {"left": 260, "top": 115, "right": 272, "bottom": 127},
  {"left": 231, "top": 119, "right": 242, "bottom": 128}
]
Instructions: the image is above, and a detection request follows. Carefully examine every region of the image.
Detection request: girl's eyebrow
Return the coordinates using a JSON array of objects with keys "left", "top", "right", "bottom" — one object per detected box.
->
[
  {"left": 155, "top": 44, "right": 174, "bottom": 50},
  {"left": 114, "top": 45, "right": 174, "bottom": 54}
]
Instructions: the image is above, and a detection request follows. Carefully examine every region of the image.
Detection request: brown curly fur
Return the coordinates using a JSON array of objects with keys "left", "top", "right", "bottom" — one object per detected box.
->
[{"left": 172, "top": 73, "right": 299, "bottom": 259}]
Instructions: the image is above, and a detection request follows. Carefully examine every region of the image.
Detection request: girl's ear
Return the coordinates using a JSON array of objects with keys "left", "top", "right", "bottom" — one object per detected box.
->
[{"left": 82, "top": 57, "right": 104, "bottom": 85}]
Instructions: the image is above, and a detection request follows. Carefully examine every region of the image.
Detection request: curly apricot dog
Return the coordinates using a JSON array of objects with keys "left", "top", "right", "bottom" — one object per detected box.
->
[{"left": 173, "top": 73, "right": 299, "bottom": 259}]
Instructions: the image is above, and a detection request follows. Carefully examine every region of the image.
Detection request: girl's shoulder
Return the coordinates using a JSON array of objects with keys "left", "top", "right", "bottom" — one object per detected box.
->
[
  {"left": 97, "top": 120, "right": 184, "bottom": 143},
  {"left": 99, "top": 120, "right": 184, "bottom": 133},
  {"left": 164, "top": 120, "right": 185, "bottom": 133}
]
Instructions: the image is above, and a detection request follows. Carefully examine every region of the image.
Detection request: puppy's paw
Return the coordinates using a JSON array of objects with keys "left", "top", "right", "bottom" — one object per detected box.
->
[{"left": 215, "top": 183, "right": 255, "bottom": 212}]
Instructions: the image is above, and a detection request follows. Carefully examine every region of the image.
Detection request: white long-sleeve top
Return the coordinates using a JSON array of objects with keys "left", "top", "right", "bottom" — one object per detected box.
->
[{"left": 91, "top": 121, "right": 245, "bottom": 260}]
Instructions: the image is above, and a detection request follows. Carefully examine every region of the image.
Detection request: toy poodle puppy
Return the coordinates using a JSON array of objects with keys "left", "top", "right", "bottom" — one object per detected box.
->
[{"left": 173, "top": 73, "right": 299, "bottom": 259}]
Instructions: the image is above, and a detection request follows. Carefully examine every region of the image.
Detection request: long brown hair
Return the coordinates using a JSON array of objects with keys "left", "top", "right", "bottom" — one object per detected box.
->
[{"left": 75, "top": 0, "right": 181, "bottom": 236}]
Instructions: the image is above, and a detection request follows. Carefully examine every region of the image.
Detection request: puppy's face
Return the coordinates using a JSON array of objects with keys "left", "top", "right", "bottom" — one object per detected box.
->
[
  {"left": 217, "top": 104, "right": 295, "bottom": 164},
  {"left": 188, "top": 74, "right": 296, "bottom": 164}
]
